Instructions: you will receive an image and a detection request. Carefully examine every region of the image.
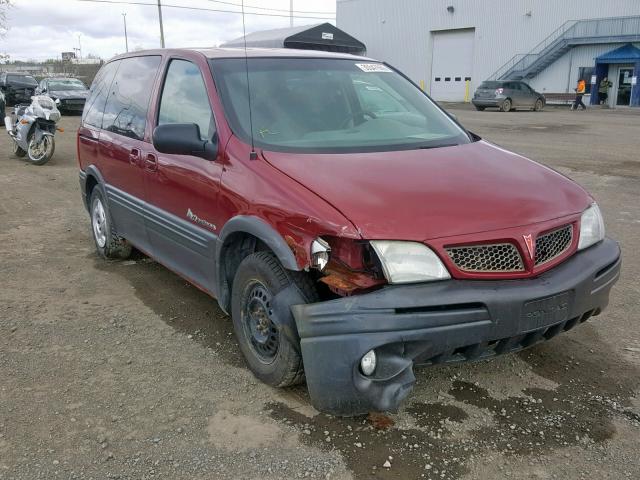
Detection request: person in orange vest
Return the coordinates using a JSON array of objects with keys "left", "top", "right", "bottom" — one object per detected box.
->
[{"left": 571, "top": 78, "right": 587, "bottom": 110}]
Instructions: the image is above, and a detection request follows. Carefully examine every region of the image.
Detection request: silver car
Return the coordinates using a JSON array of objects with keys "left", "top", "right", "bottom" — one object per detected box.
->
[{"left": 472, "top": 80, "right": 545, "bottom": 112}]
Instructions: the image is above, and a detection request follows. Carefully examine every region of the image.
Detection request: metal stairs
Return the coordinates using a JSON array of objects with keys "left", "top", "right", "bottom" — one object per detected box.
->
[{"left": 489, "top": 15, "right": 640, "bottom": 80}]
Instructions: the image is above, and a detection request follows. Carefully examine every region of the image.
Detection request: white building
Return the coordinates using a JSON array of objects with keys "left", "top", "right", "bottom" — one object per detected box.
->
[{"left": 337, "top": 0, "right": 640, "bottom": 106}]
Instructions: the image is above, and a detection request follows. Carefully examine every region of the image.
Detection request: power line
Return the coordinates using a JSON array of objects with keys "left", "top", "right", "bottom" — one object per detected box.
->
[
  {"left": 75, "top": 0, "right": 335, "bottom": 20},
  {"left": 204, "top": 0, "right": 334, "bottom": 16}
]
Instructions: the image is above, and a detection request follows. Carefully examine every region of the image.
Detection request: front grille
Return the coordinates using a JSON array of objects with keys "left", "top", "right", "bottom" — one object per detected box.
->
[
  {"left": 535, "top": 225, "right": 572, "bottom": 266},
  {"left": 446, "top": 243, "right": 524, "bottom": 273}
]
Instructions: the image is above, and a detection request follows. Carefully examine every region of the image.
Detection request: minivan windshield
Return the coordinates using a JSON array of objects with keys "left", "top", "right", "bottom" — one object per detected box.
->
[
  {"left": 210, "top": 58, "right": 470, "bottom": 153},
  {"left": 48, "top": 79, "right": 87, "bottom": 91}
]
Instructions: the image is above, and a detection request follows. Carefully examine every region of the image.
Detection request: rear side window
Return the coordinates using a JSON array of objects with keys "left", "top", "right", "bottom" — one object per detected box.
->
[
  {"left": 102, "top": 55, "right": 161, "bottom": 140},
  {"left": 83, "top": 60, "right": 120, "bottom": 129},
  {"left": 158, "top": 59, "right": 215, "bottom": 141}
]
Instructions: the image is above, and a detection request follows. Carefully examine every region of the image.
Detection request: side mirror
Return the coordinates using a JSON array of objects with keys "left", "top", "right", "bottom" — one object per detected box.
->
[{"left": 152, "top": 123, "right": 218, "bottom": 161}]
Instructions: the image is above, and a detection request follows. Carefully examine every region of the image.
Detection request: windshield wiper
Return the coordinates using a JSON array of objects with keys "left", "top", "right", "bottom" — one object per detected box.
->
[{"left": 417, "top": 143, "right": 458, "bottom": 150}]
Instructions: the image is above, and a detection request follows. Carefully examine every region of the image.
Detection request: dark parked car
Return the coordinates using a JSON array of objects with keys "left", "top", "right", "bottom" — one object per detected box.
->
[
  {"left": 78, "top": 49, "right": 619, "bottom": 416},
  {"left": 0, "top": 72, "right": 38, "bottom": 105},
  {"left": 0, "top": 90, "right": 5, "bottom": 114},
  {"left": 473, "top": 80, "right": 545, "bottom": 112},
  {"left": 37, "top": 77, "right": 89, "bottom": 114}
]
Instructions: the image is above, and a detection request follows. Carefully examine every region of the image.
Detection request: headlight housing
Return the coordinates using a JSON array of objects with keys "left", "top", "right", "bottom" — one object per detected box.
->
[
  {"left": 578, "top": 203, "right": 605, "bottom": 251},
  {"left": 370, "top": 240, "right": 450, "bottom": 284}
]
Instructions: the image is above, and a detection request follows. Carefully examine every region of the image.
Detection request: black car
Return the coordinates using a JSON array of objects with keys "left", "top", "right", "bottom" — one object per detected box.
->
[
  {"left": 0, "top": 72, "right": 38, "bottom": 105},
  {"left": 37, "top": 77, "right": 89, "bottom": 113},
  {"left": 0, "top": 90, "right": 5, "bottom": 114},
  {"left": 472, "top": 80, "right": 546, "bottom": 112}
]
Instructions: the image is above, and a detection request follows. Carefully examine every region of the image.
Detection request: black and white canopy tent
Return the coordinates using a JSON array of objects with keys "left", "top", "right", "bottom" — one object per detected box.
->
[{"left": 221, "top": 23, "right": 366, "bottom": 55}]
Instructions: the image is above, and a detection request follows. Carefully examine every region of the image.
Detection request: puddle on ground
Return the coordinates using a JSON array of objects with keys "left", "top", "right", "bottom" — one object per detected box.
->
[
  {"left": 270, "top": 330, "right": 640, "bottom": 480},
  {"left": 92, "top": 252, "right": 639, "bottom": 479},
  {"left": 93, "top": 251, "right": 244, "bottom": 368}
]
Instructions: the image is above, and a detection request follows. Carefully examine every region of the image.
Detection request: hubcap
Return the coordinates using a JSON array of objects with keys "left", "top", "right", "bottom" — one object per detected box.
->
[
  {"left": 243, "top": 282, "right": 279, "bottom": 362},
  {"left": 92, "top": 199, "right": 107, "bottom": 248}
]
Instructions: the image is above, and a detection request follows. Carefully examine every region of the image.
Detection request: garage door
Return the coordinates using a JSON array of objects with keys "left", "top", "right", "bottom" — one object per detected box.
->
[{"left": 430, "top": 29, "right": 475, "bottom": 102}]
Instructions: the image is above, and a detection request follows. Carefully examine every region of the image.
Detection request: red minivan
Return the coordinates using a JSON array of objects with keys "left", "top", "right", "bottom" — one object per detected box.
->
[{"left": 78, "top": 48, "right": 620, "bottom": 415}]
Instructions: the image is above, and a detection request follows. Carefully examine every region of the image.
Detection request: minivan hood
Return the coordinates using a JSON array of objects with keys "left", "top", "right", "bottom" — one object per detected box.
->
[{"left": 262, "top": 141, "right": 590, "bottom": 241}]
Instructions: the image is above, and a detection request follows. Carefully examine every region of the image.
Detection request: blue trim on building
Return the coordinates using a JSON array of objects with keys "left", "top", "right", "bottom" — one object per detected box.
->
[{"left": 591, "top": 43, "right": 640, "bottom": 106}]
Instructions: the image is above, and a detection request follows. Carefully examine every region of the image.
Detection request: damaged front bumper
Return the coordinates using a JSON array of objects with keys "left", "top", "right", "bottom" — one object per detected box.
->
[{"left": 291, "top": 238, "right": 621, "bottom": 416}]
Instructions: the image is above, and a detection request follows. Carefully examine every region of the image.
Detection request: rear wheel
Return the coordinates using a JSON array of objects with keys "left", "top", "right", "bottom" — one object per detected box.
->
[
  {"left": 474, "top": 105, "right": 485, "bottom": 111},
  {"left": 231, "top": 251, "right": 317, "bottom": 387},
  {"left": 11, "top": 139, "right": 26, "bottom": 157},
  {"left": 90, "top": 188, "right": 132, "bottom": 259},
  {"left": 500, "top": 98, "right": 512, "bottom": 112},
  {"left": 27, "top": 134, "right": 55, "bottom": 165},
  {"left": 533, "top": 98, "right": 544, "bottom": 111}
]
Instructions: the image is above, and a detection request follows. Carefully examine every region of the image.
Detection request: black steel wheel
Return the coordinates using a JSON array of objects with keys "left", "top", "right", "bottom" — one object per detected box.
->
[
  {"left": 231, "top": 251, "right": 317, "bottom": 387},
  {"left": 242, "top": 281, "right": 279, "bottom": 362}
]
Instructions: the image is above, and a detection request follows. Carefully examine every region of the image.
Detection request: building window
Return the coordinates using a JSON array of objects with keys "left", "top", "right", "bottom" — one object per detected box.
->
[
  {"left": 435, "top": 77, "right": 441, "bottom": 81},
  {"left": 445, "top": 77, "right": 451, "bottom": 81},
  {"left": 455, "top": 77, "right": 461, "bottom": 81},
  {"left": 578, "top": 67, "right": 594, "bottom": 94}
]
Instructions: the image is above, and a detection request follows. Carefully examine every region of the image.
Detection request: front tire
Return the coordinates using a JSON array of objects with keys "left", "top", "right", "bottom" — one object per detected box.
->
[
  {"left": 27, "top": 134, "right": 55, "bottom": 165},
  {"left": 500, "top": 99, "right": 512, "bottom": 112},
  {"left": 90, "top": 188, "right": 132, "bottom": 260},
  {"left": 474, "top": 105, "right": 485, "bottom": 111},
  {"left": 231, "top": 251, "right": 317, "bottom": 387}
]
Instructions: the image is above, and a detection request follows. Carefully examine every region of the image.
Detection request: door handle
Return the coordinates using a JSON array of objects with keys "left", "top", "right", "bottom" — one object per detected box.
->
[
  {"left": 145, "top": 153, "right": 158, "bottom": 172},
  {"left": 129, "top": 148, "right": 140, "bottom": 165}
]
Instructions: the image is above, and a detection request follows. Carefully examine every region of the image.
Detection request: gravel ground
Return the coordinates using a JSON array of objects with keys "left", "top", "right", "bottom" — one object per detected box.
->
[{"left": 1, "top": 105, "right": 639, "bottom": 480}]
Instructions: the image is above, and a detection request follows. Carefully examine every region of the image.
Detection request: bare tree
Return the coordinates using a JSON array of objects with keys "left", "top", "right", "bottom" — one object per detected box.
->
[{"left": 0, "top": 0, "right": 11, "bottom": 37}]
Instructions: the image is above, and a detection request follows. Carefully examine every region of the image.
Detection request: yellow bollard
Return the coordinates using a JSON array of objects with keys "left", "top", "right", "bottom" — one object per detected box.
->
[
  {"left": 464, "top": 80, "right": 470, "bottom": 102},
  {"left": 420, "top": 79, "right": 425, "bottom": 91}
]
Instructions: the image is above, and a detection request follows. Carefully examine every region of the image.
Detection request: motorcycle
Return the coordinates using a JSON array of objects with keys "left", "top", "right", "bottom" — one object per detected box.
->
[{"left": 4, "top": 95, "right": 61, "bottom": 165}]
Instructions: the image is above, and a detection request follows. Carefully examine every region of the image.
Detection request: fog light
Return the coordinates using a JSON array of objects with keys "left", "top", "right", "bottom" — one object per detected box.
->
[{"left": 360, "top": 349, "right": 377, "bottom": 376}]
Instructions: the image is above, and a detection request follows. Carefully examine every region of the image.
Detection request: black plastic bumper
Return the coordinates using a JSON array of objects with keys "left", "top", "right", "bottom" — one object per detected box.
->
[
  {"left": 291, "top": 238, "right": 621, "bottom": 415},
  {"left": 472, "top": 99, "right": 501, "bottom": 107}
]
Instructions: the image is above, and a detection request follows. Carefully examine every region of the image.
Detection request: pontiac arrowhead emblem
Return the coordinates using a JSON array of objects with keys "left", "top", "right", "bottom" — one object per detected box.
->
[{"left": 523, "top": 234, "right": 535, "bottom": 260}]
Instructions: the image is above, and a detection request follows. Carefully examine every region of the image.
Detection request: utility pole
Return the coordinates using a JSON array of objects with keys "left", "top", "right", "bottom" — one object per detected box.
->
[
  {"left": 122, "top": 13, "right": 129, "bottom": 52},
  {"left": 157, "top": 0, "right": 165, "bottom": 48},
  {"left": 77, "top": 34, "right": 82, "bottom": 60},
  {"left": 289, "top": 0, "right": 293, "bottom": 27}
]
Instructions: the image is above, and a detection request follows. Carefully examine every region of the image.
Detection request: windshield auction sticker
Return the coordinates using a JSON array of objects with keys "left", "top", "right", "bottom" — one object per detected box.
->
[{"left": 355, "top": 63, "right": 392, "bottom": 73}]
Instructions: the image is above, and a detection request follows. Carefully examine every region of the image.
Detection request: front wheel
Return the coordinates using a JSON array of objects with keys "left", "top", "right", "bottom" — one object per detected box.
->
[
  {"left": 231, "top": 251, "right": 318, "bottom": 387},
  {"left": 500, "top": 99, "right": 512, "bottom": 112},
  {"left": 27, "top": 134, "right": 55, "bottom": 165},
  {"left": 474, "top": 105, "right": 485, "bottom": 111}
]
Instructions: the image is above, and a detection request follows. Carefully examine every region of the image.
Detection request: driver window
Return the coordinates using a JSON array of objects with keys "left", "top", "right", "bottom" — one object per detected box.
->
[{"left": 158, "top": 59, "right": 215, "bottom": 141}]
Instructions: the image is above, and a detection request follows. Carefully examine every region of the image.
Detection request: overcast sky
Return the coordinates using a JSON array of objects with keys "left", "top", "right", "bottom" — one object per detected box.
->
[{"left": 1, "top": 0, "right": 336, "bottom": 61}]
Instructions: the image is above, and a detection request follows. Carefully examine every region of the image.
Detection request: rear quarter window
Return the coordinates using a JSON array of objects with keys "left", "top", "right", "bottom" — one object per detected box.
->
[
  {"left": 101, "top": 56, "right": 162, "bottom": 140},
  {"left": 83, "top": 61, "right": 120, "bottom": 129}
]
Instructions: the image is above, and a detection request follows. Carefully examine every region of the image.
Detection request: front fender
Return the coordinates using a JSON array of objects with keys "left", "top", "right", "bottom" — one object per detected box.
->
[{"left": 217, "top": 215, "right": 299, "bottom": 271}]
